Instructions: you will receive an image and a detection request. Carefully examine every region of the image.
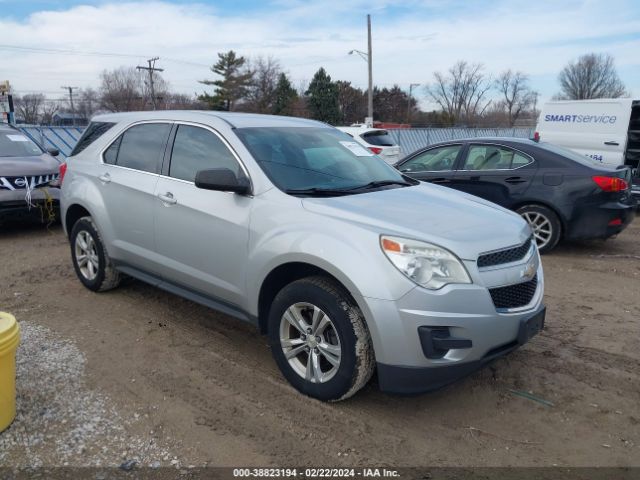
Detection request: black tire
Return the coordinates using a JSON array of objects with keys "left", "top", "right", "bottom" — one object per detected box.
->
[
  {"left": 268, "top": 276, "right": 375, "bottom": 401},
  {"left": 70, "top": 216, "right": 121, "bottom": 292},
  {"left": 516, "top": 204, "right": 561, "bottom": 254}
]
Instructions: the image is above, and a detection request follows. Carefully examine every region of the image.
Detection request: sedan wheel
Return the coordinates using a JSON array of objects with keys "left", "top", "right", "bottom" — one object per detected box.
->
[{"left": 517, "top": 205, "right": 561, "bottom": 253}]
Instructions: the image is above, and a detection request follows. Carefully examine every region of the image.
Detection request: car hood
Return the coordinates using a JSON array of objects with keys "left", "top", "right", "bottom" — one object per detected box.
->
[
  {"left": 0, "top": 154, "right": 60, "bottom": 176},
  {"left": 302, "top": 184, "right": 531, "bottom": 260}
]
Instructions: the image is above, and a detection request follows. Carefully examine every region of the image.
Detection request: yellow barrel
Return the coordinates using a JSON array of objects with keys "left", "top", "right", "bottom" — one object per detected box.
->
[{"left": 0, "top": 312, "right": 20, "bottom": 432}]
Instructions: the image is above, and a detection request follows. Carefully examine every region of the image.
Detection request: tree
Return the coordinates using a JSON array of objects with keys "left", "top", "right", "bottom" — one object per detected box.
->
[
  {"left": 98, "top": 67, "right": 144, "bottom": 112},
  {"left": 373, "top": 85, "right": 416, "bottom": 123},
  {"left": 426, "top": 61, "right": 492, "bottom": 124},
  {"left": 272, "top": 73, "right": 298, "bottom": 116},
  {"left": 242, "top": 56, "right": 282, "bottom": 113},
  {"left": 305, "top": 67, "right": 340, "bottom": 124},
  {"left": 75, "top": 88, "right": 100, "bottom": 119},
  {"left": 199, "top": 50, "right": 254, "bottom": 111},
  {"left": 336, "top": 81, "right": 366, "bottom": 124},
  {"left": 495, "top": 70, "right": 535, "bottom": 126},
  {"left": 557, "top": 53, "right": 628, "bottom": 99},
  {"left": 15, "top": 94, "right": 44, "bottom": 124}
]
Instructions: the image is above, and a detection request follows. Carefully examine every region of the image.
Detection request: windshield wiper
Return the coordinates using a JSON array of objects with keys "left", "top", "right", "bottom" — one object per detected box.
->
[
  {"left": 343, "top": 179, "right": 415, "bottom": 191},
  {"left": 284, "top": 187, "right": 355, "bottom": 196}
]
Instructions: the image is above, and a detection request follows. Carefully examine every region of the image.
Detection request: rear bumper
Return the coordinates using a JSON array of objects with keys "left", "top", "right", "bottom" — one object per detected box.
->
[
  {"left": 377, "top": 307, "right": 546, "bottom": 394},
  {"left": 565, "top": 200, "right": 635, "bottom": 240}
]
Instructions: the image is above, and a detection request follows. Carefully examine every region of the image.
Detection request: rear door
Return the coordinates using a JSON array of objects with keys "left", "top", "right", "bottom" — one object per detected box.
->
[
  {"left": 396, "top": 144, "right": 463, "bottom": 186},
  {"left": 153, "top": 123, "right": 252, "bottom": 307},
  {"left": 452, "top": 143, "right": 537, "bottom": 207},
  {"left": 98, "top": 121, "right": 172, "bottom": 273}
]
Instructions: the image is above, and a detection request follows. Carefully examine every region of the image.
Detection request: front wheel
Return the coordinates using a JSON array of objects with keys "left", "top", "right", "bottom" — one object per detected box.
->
[
  {"left": 268, "top": 276, "right": 375, "bottom": 401},
  {"left": 516, "top": 204, "right": 561, "bottom": 253}
]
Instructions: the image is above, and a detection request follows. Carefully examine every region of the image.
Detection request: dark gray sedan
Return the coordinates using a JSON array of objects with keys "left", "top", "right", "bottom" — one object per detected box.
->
[{"left": 0, "top": 125, "right": 61, "bottom": 223}]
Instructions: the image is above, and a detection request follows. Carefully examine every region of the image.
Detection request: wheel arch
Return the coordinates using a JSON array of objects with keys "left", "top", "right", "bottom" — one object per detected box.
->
[
  {"left": 65, "top": 203, "right": 92, "bottom": 238},
  {"left": 511, "top": 200, "right": 566, "bottom": 238}
]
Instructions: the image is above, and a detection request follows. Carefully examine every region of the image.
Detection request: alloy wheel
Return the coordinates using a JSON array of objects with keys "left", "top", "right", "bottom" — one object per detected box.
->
[
  {"left": 74, "top": 230, "right": 99, "bottom": 281},
  {"left": 279, "top": 302, "right": 342, "bottom": 384},
  {"left": 521, "top": 211, "right": 552, "bottom": 250}
]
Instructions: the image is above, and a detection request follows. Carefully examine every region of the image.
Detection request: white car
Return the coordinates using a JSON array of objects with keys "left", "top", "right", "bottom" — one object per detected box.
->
[{"left": 336, "top": 126, "right": 402, "bottom": 164}]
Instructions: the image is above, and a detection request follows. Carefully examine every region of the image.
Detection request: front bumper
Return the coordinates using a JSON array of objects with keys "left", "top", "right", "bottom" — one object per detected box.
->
[
  {"left": 0, "top": 187, "right": 60, "bottom": 219},
  {"left": 377, "top": 307, "right": 545, "bottom": 394}
]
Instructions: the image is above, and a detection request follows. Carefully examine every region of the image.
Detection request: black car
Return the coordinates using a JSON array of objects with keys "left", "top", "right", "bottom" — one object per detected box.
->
[{"left": 395, "top": 138, "right": 636, "bottom": 253}]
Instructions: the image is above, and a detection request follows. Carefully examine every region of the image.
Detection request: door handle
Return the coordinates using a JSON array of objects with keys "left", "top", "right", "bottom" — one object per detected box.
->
[
  {"left": 431, "top": 178, "right": 450, "bottom": 184},
  {"left": 157, "top": 192, "right": 177, "bottom": 205},
  {"left": 505, "top": 176, "right": 527, "bottom": 184},
  {"left": 604, "top": 141, "right": 619, "bottom": 146},
  {"left": 98, "top": 173, "right": 111, "bottom": 184}
]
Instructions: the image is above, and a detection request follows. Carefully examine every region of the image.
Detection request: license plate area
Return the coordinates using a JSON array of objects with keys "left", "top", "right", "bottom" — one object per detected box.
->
[{"left": 517, "top": 308, "right": 545, "bottom": 345}]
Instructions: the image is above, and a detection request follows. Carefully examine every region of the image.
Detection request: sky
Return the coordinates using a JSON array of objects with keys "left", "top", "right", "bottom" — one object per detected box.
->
[{"left": 1, "top": 0, "right": 639, "bottom": 110}]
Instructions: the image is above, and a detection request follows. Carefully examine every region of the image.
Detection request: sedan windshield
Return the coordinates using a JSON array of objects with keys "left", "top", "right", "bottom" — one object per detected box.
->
[
  {"left": 235, "top": 127, "right": 409, "bottom": 194},
  {"left": 0, "top": 132, "right": 43, "bottom": 157}
]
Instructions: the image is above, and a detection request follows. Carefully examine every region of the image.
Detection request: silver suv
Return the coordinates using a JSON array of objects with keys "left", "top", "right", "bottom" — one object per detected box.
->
[{"left": 61, "top": 111, "right": 546, "bottom": 401}]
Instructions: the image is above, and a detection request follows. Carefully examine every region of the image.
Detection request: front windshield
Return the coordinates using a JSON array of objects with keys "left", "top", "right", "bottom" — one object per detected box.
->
[
  {"left": 235, "top": 127, "right": 407, "bottom": 192},
  {"left": 0, "top": 132, "right": 43, "bottom": 157}
]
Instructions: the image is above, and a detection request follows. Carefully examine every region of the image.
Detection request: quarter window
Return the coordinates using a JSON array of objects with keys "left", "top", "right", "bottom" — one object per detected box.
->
[
  {"left": 107, "top": 123, "right": 171, "bottom": 173},
  {"left": 463, "top": 145, "right": 532, "bottom": 170},
  {"left": 399, "top": 145, "right": 461, "bottom": 172},
  {"left": 169, "top": 125, "right": 239, "bottom": 182}
]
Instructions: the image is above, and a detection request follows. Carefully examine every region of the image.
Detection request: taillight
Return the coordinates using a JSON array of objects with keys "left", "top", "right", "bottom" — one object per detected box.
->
[
  {"left": 368, "top": 146, "right": 383, "bottom": 155},
  {"left": 592, "top": 175, "right": 628, "bottom": 192},
  {"left": 533, "top": 131, "right": 540, "bottom": 142},
  {"left": 59, "top": 162, "right": 68, "bottom": 185}
]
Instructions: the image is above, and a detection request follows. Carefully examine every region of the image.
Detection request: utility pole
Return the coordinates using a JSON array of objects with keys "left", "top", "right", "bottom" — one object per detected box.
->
[
  {"left": 61, "top": 86, "right": 78, "bottom": 126},
  {"left": 407, "top": 83, "right": 420, "bottom": 124},
  {"left": 137, "top": 57, "right": 164, "bottom": 110},
  {"left": 366, "top": 14, "right": 373, "bottom": 127}
]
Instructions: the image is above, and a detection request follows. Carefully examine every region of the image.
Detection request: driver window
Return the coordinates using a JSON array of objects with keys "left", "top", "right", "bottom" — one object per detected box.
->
[
  {"left": 400, "top": 145, "right": 461, "bottom": 172},
  {"left": 169, "top": 125, "right": 239, "bottom": 182}
]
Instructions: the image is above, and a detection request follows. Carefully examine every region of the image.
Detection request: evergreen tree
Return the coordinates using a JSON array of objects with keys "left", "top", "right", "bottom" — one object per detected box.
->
[
  {"left": 198, "top": 50, "right": 253, "bottom": 111},
  {"left": 272, "top": 73, "right": 298, "bottom": 116},
  {"left": 305, "top": 67, "right": 340, "bottom": 124}
]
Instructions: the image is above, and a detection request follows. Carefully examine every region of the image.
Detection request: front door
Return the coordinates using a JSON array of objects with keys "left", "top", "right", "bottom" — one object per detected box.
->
[{"left": 153, "top": 123, "right": 252, "bottom": 307}]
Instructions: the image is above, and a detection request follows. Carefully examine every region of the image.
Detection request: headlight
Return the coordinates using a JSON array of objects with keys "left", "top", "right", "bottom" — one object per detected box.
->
[{"left": 380, "top": 235, "right": 471, "bottom": 290}]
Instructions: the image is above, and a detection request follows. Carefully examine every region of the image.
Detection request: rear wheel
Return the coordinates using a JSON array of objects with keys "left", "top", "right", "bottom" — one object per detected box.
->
[
  {"left": 70, "top": 216, "right": 121, "bottom": 291},
  {"left": 516, "top": 204, "right": 561, "bottom": 253},
  {"left": 268, "top": 276, "right": 375, "bottom": 401}
]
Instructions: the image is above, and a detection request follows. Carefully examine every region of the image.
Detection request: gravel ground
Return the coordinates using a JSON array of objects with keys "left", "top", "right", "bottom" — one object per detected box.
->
[
  {"left": 0, "top": 220, "right": 638, "bottom": 469},
  {"left": 0, "top": 321, "right": 182, "bottom": 469}
]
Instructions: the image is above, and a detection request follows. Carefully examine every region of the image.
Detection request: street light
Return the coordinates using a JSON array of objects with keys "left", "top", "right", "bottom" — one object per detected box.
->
[
  {"left": 407, "top": 83, "right": 420, "bottom": 124},
  {"left": 348, "top": 14, "right": 373, "bottom": 126}
]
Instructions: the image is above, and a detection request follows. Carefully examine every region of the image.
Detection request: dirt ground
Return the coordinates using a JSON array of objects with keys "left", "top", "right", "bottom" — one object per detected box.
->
[{"left": 0, "top": 219, "right": 639, "bottom": 468}]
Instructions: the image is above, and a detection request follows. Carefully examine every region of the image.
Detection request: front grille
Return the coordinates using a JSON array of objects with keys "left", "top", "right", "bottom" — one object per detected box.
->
[
  {"left": 478, "top": 237, "right": 532, "bottom": 268},
  {"left": 489, "top": 274, "right": 538, "bottom": 310},
  {"left": 0, "top": 174, "right": 59, "bottom": 191}
]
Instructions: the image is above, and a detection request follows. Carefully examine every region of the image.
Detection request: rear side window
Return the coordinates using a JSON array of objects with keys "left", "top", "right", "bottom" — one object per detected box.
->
[
  {"left": 106, "top": 123, "right": 171, "bottom": 174},
  {"left": 362, "top": 130, "right": 395, "bottom": 146},
  {"left": 399, "top": 145, "right": 461, "bottom": 172},
  {"left": 70, "top": 122, "right": 115, "bottom": 156},
  {"left": 169, "top": 125, "right": 239, "bottom": 182},
  {"left": 463, "top": 145, "right": 532, "bottom": 170}
]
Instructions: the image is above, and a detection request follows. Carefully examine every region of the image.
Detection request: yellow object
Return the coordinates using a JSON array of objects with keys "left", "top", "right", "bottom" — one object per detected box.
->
[{"left": 0, "top": 312, "right": 20, "bottom": 433}]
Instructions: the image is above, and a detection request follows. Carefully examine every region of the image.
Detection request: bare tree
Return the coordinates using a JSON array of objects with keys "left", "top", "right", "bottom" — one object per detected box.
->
[
  {"left": 40, "top": 101, "right": 59, "bottom": 125},
  {"left": 15, "top": 94, "right": 44, "bottom": 124},
  {"left": 242, "top": 56, "right": 281, "bottom": 113},
  {"left": 98, "top": 67, "right": 145, "bottom": 112},
  {"left": 74, "top": 88, "right": 100, "bottom": 119},
  {"left": 495, "top": 70, "right": 535, "bottom": 126},
  {"left": 557, "top": 53, "right": 628, "bottom": 99},
  {"left": 427, "top": 61, "right": 492, "bottom": 124}
]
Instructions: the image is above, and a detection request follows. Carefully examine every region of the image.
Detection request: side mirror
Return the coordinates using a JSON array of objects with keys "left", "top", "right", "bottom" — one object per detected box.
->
[
  {"left": 194, "top": 168, "right": 250, "bottom": 194},
  {"left": 47, "top": 148, "right": 60, "bottom": 157}
]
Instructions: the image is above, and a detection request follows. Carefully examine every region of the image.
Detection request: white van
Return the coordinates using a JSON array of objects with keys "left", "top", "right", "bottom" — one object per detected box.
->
[{"left": 535, "top": 99, "right": 640, "bottom": 170}]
